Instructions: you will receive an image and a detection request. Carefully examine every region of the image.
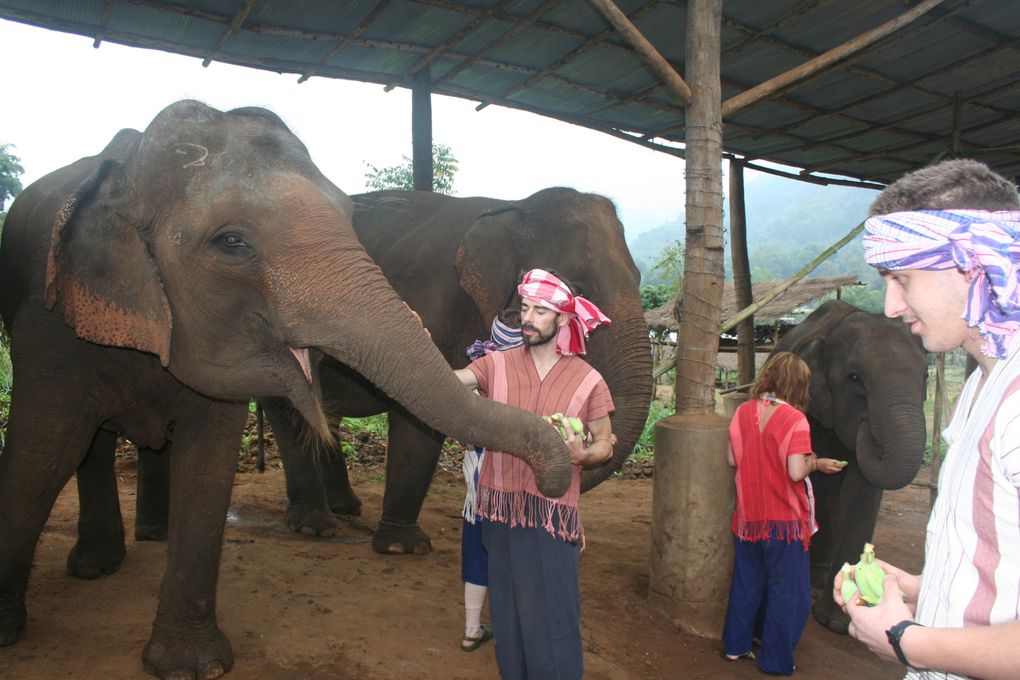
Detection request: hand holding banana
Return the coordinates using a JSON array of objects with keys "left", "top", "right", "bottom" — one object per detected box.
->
[{"left": 838, "top": 543, "right": 887, "bottom": 606}]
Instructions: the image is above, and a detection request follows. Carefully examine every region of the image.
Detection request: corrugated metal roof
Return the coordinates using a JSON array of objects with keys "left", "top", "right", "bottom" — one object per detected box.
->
[{"left": 1, "top": 0, "right": 1018, "bottom": 187}]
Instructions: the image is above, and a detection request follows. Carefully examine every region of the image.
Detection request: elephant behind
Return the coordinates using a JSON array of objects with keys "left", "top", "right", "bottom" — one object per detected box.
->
[
  {"left": 774, "top": 299, "right": 928, "bottom": 633},
  {"left": 0, "top": 101, "right": 573, "bottom": 678},
  {"left": 254, "top": 188, "right": 653, "bottom": 553}
]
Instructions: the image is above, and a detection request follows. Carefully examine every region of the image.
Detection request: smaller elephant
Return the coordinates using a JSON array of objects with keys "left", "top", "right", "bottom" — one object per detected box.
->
[{"left": 773, "top": 299, "right": 928, "bottom": 634}]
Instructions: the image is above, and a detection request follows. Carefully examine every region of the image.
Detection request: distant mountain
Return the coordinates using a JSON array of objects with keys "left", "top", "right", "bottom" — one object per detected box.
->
[{"left": 627, "top": 173, "right": 880, "bottom": 287}]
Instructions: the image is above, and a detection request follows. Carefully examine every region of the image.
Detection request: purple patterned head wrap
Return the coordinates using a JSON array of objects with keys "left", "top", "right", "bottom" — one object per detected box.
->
[
  {"left": 465, "top": 316, "right": 522, "bottom": 360},
  {"left": 863, "top": 209, "right": 1020, "bottom": 358}
]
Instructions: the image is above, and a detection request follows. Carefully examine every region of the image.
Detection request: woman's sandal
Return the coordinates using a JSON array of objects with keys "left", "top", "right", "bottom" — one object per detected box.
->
[
  {"left": 461, "top": 623, "right": 493, "bottom": 652},
  {"left": 722, "top": 650, "right": 756, "bottom": 662}
]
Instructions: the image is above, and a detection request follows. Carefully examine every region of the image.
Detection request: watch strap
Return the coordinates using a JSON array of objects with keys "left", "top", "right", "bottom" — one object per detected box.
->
[{"left": 886, "top": 620, "right": 923, "bottom": 667}]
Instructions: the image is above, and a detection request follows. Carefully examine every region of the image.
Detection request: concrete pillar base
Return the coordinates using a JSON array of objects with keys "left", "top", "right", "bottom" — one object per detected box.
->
[{"left": 649, "top": 413, "right": 734, "bottom": 639}]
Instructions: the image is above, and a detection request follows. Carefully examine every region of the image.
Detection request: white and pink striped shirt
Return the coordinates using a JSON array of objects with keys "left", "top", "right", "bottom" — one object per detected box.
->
[{"left": 909, "top": 338, "right": 1020, "bottom": 680}]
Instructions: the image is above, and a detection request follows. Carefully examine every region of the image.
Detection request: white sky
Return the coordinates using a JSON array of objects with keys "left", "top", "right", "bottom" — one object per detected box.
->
[{"left": 0, "top": 18, "right": 698, "bottom": 236}]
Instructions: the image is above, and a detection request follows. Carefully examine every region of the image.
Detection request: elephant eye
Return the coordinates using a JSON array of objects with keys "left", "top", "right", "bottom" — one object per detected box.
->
[
  {"left": 847, "top": 370, "right": 863, "bottom": 384},
  {"left": 213, "top": 231, "right": 252, "bottom": 254}
]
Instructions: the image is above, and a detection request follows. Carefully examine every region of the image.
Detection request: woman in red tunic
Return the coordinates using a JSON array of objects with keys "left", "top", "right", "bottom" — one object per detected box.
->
[{"left": 722, "top": 351, "right": 844, "bottom": 675}]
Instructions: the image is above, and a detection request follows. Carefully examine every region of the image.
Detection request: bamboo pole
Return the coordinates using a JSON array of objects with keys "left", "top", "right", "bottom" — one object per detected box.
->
[
  {"left": 652, "top": 220, "right": 865, "bottom": 380},
  {"left": 588, "top": 0, "right": 693, "bottom": 106},
  {"left": 720, "top": 221, "right": 864, "bottom": 331},
  {"left": 721, "top": 0, "right": 947, "bottom": 118}
]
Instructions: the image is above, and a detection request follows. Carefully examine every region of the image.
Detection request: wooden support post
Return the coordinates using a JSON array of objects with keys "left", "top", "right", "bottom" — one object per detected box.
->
[
  {"left": 588, "top": 0, "right": 693, "bottom": 106},
  {"left": 721, "top": 0, "right": 946, "bottom": 118},
  {"left": 672, "top": 0, "right": 724, "bottom": 416},
  {"left": 729, "top": 160, "right": 755, "bottom": 386},
  {"left": 649, "top": 0, "right": 729, "bottom": 641},
  {"left": 412, "top": 66, "right": 434, "bottom": 192}
]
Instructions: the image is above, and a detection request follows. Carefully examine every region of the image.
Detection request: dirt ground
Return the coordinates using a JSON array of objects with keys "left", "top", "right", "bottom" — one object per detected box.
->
[{"left": 0, "top": 425, "right": 926, "bottom": 680}]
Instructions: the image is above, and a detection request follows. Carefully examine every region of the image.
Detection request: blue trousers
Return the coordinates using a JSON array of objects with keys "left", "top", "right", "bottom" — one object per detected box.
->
[
  {"left": 461, "top": 518, "right": 488, "bottom": 586},
  {"left": 722, "top": 532, "right": 811, "bottom": 675},
  {"left": 482, "top": 519, "right": 582, "bottom": 680}
]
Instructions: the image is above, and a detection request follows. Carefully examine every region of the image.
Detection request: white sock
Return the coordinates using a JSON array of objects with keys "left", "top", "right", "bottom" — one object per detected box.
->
[{"left": 464, "top": 582, "right": 487, "bottom": 638}]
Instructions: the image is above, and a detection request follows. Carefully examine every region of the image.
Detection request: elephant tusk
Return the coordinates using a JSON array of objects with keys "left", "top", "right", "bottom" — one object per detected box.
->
[{"left": 289, "top": 347, "right": 313, "bottom": 384}]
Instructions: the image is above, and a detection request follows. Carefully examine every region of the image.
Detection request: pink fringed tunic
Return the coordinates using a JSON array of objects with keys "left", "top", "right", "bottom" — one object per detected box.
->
[{"left": 467, "top": 346, "right": 614, "bottom": 543}]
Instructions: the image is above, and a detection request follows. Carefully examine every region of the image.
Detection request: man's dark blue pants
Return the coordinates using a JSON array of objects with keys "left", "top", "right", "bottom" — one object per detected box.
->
[{"left": 482, "top": 519, "right": 582, "bottom": 680}]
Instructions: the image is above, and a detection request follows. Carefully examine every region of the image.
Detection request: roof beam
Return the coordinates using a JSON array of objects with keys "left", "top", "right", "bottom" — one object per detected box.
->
[
  {"left": 398, "top": 0, "right": 514, "bottom": 81},
  {"left": 297, "top": 0, "right": 392, "bottom": 83},
  {"left": 721, "top": 0, "right": 948, "bottom": 118},
  {"left": 202, "top": 0, "right": 256, "bottom": 67},
  {"left": 588, "top": 0, "right": 692, "bottom": 106}
]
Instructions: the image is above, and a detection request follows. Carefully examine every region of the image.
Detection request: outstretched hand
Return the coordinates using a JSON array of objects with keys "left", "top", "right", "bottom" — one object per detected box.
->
[{"left": 815, "top": 457, "right": 846, "bottom": 474}]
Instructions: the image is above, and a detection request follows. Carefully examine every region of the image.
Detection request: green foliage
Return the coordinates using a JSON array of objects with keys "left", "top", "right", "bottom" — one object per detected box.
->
[
  {"left": 364, "top": 143, "right": 458, "bottom": 195},
  {"left": 640, "top": 283, "right": 673, "bottom": 311},
  {"left": 343, "top": 413, "right": 389, "bottom": 437},
  {"left": 647, "top": 239, "right": 684, "bottom": 291},
  {"left": 0, "top": 143, "right": 24, "bottom": 212},
  {"left": 632, "top": 400, "right": 675, "bottom": 458},
  {"left": 238, "top": 432, "right": 254, "bottom": 458}
]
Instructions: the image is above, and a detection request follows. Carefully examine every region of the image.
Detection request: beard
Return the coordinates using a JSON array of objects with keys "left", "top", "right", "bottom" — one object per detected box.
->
[{"left": 521, "top": 323, "right": 558, "bottom": 347}]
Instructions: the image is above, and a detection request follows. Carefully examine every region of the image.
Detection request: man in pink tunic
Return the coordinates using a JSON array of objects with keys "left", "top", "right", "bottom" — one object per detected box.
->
[{"left": 456, "top": 269, "right": 614, "bottom": 680}]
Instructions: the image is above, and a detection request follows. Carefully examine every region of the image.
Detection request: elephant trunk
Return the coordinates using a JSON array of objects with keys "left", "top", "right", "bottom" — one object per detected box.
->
[
  {"left": 286, "top": 255, "right": 574, "bottom": 498},
  {"left": 579, "top": 299, "right": 653, "bottom": 491},
  {"left": 855, "top": 389, "right": 927, "bottom": 490}
]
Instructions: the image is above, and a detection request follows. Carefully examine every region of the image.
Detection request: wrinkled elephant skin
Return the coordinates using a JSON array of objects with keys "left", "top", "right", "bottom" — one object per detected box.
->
[
  {"left": 0, "top": 101, "right": 573, "bottom": 678},
  {"left": 774, "top": 300, "right": 928, "bottom": 633},
  {"left": 261, "top": 188, "right": 653, "bottom": 552}
]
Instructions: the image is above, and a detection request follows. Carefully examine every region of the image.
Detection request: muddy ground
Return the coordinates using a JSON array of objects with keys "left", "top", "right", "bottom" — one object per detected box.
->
[{"left": 0, "top": 421, "right": 926, "bottom": 680}]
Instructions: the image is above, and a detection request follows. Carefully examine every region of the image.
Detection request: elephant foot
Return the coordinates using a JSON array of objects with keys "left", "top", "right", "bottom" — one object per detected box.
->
[
  {"left": 143, "top": 621, "right": 233, "bottom": 680},
  {"left": 135, "top": 522, "right": 169, "bottom": 542},
  {"left": 66, "top": 532, "right": 127, "bottom": 580},
  {"left": 372, "top": 520, "right": 432, "bottom": 555},
  {"left": 328, "top": 495, "right": 363, "bottom": 517},
  {"left": 812, "top": 597, "right": 850, "bottom": 635},
  {"left": 0, "top": 601, "right": 26, "bottom": 647},
  {"left": 286, "top": 505, "right": 338, "bottom": 538}
]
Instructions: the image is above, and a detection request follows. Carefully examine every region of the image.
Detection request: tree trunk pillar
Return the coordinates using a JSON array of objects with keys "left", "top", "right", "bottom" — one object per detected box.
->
[
  {"left": 729, "top": 159, "right": 755, "bottom": 386},
  {"left": 412, "top": 66, "right": 433, "bottom": 192},
  {"left": 650, "top": 0, "right": 731, "bottom": 639}
]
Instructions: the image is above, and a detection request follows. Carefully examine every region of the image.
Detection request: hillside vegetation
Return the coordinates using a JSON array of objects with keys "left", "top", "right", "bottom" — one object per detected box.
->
[{"left": 628, "top": 173, "right": 884, "bottom": 312}]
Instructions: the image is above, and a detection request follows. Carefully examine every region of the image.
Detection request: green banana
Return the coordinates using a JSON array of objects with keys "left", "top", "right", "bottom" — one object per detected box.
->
[
  {"left": 839, "top": 562, "right": 858, "bottom": 604},
  {"left": 854, "top": 543, "right": 885, "bottom": 605},
  {"left": 544, "top": 413, "right": 585, "bottom": 439}
]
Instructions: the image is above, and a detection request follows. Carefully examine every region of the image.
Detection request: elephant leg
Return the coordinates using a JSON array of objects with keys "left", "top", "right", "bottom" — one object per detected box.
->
[
  {"left": 808, "top": 470, "right": 843, "bottom": 588},
  {"left": 141, "top": 401, "right": 245, "bottom": 680},
  {"left": 811, "top": 468, "right": 884, "bottom": 634},
  {"left": 373, "top": 409, "right": 444, "bottom": 555},
  {"left": 135, "top": 445, "right": 171, "bottom": 541},
  {"left": 67, "top": 428, "right": 127, "bottom": 579},
  {"left": 320, "top": 452, "right": 362, "bottom": 517},
  {"left": 0, "top": 387, "right": 98, "bottom": 646},
  {"left": 260, "top": 397, "right": 341, "bottom": 537}
]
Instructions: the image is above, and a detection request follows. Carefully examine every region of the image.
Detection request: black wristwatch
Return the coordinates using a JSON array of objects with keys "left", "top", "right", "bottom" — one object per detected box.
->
[{"left": 886, "top": 620, "right": 923, "bottom": 668}]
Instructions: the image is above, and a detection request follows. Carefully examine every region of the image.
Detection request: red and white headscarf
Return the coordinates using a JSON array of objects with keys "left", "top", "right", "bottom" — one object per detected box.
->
[{"left": 517, "top": 269, "right": 611, "bottom": 355}]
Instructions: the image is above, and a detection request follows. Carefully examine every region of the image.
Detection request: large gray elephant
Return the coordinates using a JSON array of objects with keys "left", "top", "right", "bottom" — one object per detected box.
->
[
  {"left": 0, "top": 100, "right": 573, "bottom": 679},
  {"left": 250, "top": 188, "right": 654, "bottom": 553},
  {"left": 773, "top": 299, "right": 928, "bottom": 633}
]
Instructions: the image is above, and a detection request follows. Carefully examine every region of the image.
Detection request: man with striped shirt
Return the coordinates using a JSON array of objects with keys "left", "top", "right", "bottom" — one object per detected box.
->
[
  {"left": 456, "top": 268, "right": 614, "bottom": 680},
  {"left": 836, "top": 159, "right": 1020, "bottom": 680}
]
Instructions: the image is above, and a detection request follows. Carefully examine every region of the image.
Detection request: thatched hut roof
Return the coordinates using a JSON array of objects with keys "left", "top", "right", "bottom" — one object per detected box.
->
[{"left": 645, "top": 275, "right": 863, "bottom": 331}]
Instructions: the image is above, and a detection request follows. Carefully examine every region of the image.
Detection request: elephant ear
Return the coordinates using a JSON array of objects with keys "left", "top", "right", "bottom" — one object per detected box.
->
[
  {"left": 793, "top": 336, "right": 834, "bottom": 428},
  {"left": 44, "top": 132, "right": 173, "bottom": 367},
  {"left": 456, "top": 206, "right": 525, "bottom": 325}
]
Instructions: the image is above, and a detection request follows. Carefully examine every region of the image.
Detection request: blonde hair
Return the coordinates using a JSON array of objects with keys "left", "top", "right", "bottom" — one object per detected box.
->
[{"left": 750, "top": 352, "right": 811, "bottom": 412}]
